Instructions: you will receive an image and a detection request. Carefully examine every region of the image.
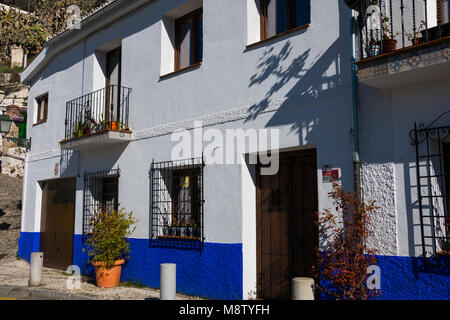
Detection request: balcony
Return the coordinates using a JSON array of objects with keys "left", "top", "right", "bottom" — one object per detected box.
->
[
  {"left": 349, "top": 0, "right": 450, "bottom": 88},
  {"left": 60, "top": 85, "right": 132, "bottom": 151}
]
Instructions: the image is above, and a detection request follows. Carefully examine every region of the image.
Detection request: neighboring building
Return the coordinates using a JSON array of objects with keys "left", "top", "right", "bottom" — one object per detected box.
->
[
  {"left": 346, "top": 0, "right": 450, "bottom": 299},
  {"left": 18, "top": 0, "right": 449, "bottom": 300},
  {"left": 0, "top": 54, "right": 28, "bottom": 177},
  {"left": 0, "top": 104, "right": 27, "bottom": 177}
]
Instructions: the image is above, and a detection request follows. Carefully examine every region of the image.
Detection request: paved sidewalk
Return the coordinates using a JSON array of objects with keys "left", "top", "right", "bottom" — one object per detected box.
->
[{"left": 0, "top": 259, "right": 203, "bottom": 300}]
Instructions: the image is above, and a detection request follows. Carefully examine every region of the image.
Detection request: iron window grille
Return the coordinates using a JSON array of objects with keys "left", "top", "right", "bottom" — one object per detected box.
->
[
  {"left": 83, "top": 168, "right": 120, "bottom": 240},
  {"left": 410, "top": 113, "right": 450, "bottom": 268},
  {"left": 151, "top": 157, "right": 204, "bottom": 248}
]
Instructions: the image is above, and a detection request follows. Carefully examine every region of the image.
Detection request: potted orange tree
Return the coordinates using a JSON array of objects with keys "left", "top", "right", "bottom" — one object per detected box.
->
[{"left": 85, "top": 208, "right": 136, "bottom": 288}]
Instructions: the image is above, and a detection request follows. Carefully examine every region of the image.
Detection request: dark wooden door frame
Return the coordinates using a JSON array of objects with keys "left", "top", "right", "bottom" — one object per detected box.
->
[
  {"left": 105, "top": 47, "right": 122, "bottom": 123},
  {"left": 39, "top": 177, "right": 77, "bottom": 270},
  {"left": 174, "top": 8, "right": 203, "bottom": 72},
  {"left": 256, "top": 148, "right": 318, "bottom": 299}
]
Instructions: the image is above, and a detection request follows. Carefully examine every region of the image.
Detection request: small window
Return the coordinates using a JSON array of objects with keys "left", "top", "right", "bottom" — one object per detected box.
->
[
  {"left": 36, "top": 94, "right": 48, "bottom": 124},
  {"left": 151, "top": 157, "right": 204, "bottom": 244},
  {"left": 175, "top": 8, "right": 203, "bottom": 71},
  {"left": 259, "top": 0, "right": 310, "bottom": 40}
]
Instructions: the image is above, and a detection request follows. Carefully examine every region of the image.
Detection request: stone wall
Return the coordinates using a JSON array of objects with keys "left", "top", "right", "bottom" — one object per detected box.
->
[
  {"left": 1, "top": 147, "right": 25, "bottom": 178},
  {"left": 0, "top": 74, "right": 28, "bottom": 179},
  {"left": 0, "top": 81, "right": 28, "bottom": 109}
]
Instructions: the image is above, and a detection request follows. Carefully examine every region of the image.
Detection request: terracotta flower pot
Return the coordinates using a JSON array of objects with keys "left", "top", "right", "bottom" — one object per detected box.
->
[
  {"left": 382, "top": 38, "right": 397, "bottom": 53},
  {"left": 92, "top": 259, "right": 125, "bottom": 288},
  {"left": 411, "top": 37, "right": 423, "bottom": 46},
  {"left": 111, "top": 121, "right": 118, "bottom": 130}
]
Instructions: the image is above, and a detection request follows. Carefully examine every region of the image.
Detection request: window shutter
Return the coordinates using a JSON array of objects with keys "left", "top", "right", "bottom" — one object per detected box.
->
[
  {"left": 295, "top": 0, "right": 310, "bottom": 27},
  {"left": 44, "top": 96, "right": 48, "bottom": 121}
]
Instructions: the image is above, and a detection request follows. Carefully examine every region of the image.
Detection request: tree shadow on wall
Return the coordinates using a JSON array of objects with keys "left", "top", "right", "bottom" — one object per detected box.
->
[{"left": 245, "top": 0, "right": 351, "bottom": 153}]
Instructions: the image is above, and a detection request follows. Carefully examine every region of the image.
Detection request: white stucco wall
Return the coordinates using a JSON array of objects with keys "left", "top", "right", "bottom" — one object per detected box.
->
[
  {"left": 359, "top": 75, "right": 450, "bottom": 257},
  {"left": 20, "top": 0, "right": 360, "bottom": 299}
]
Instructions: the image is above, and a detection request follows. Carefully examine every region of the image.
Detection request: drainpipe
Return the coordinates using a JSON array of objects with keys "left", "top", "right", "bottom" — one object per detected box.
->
[{"left": 350, "top": 9, "right": 362, "bottom": 201}]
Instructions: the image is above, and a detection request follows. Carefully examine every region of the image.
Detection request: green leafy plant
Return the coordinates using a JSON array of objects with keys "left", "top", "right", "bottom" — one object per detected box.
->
[
  {"left": 405, "top": 20, "right": 427, "bottom": 42},
  {"left": 381, "top": 16, "right": 393, "bottom": 40},
  {"left": 85, "top": 208, "right": 136, "bottom": 266},
  {"left": 0, "top": 1, "right": 109, "bottom": 61}
]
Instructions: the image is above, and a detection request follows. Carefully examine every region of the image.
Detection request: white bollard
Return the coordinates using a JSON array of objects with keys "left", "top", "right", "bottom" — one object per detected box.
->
[
  {"left": 292, "top": 277, "right": 315, "bottom": 300},
  {"left": 29, "top": 252, "right": 44, "bottom": 286},
  {"left": 160, "top": 263, "right": 176, "bottom": 300}
]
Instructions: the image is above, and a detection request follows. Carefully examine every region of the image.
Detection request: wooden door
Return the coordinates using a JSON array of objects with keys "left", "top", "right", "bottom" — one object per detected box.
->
[
  {"left": 105, "top": 47, "right": 122, "bottom": 122},
  {"left": 256, "top": 149, "right": 318, "bottom": 299},
  {"left": 40, "top": 178, "right": 76, "bottom": 270}
]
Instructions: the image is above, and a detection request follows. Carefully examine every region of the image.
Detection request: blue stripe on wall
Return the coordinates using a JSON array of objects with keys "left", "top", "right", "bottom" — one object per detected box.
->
[
  {"left": 18, "top": 232, "right": 449, "bottom": 300},
  {"left": 374, "top": 255, "right": 450, "bottom": 300},
  {"left": 319, "top": 254, "right": 450, "bottom": 300},
  {"left": 17, "top": 232, "right": 40, "bottom": 262},
  {"left": 72, "top": 235, "right": 243, "bottom": 300}
]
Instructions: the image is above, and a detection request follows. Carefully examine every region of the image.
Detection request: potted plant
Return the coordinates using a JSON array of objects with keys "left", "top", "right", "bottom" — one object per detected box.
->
[
  {"left": 179, "top": 220, "right": 187, "bottom": 237},
  {"left": 85, "top": 208, "right": 136, "bottom": 288},
  {"left": 171, "top": 217, "right": 178, "bottom": 237},
  {"left": 96, "top": 114, "right": 105, "bottom": 132},
  {"left": 366, "top": 39, "right": 380, "bottom": 57},
  {"left": 381, "top": 16, "right": 397, "bottom": 53},
  {"left": 162, "top": 217, "right": 170, "bottom": 237},
  {"left": 406, "top": 20, "right": 426, "bottom": 46},
  {"left": 110, "top": 115, "right": 118, "bottom": 130},
  {"left": 188, "top": 219, "right": 197, "bottom": 239},
  {"left": 118, "top": 122, "right": 130, "bottom": 131},
  {"left": 75, "top": 121, "right": 84, "bottom": 137}
]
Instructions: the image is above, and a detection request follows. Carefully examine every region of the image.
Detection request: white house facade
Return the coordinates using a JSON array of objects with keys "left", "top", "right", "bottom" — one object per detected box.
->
[{"left": 18, "top": 0, "right": 449, "bottom": 299}]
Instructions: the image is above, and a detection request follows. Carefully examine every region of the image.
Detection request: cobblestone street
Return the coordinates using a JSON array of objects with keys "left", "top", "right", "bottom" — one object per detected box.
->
[
  {"left": 0, "top": 174, "right": 202, "bottom": 300},
  {"left": 0, "top": 258, "right": 203, "bottom": 300}
]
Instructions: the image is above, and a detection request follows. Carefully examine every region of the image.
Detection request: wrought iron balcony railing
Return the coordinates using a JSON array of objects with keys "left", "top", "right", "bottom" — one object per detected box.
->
[
  {"left": 352, "top": 0, "right": 450, "bottom": 60},
  {"left": 63, "top": 85, "right": 132, "bottom": 141}
]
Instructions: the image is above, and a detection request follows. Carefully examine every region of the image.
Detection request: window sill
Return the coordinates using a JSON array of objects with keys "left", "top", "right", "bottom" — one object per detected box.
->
[
  {"left": 159, "top": 62, "right": 202, "bottom": 80},
  {"left": 246, "top": 23, "right": 310, "bottom": 50},
  {"left": 33, "top": 120, "right": 47, "bottom": 126},
  {"left": 157, "top": 236, "right": 201, "bottom": 241}
]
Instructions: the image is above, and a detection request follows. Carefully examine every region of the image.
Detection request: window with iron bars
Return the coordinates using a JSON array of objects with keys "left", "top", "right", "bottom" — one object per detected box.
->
[
  {"left": 411, "top": 118, "right": 450, "bottom": 268},
  {"left": 151, "top": 157, "right": 204, "bottom": 245},
  {"left": 83, "top": 168, "right": 120, "bottom": 239}
]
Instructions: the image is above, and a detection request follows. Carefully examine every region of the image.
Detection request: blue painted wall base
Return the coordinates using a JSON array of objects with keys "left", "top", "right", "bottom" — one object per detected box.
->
[
  {"left": 18, "top": 232, "right": 449, "bottom": 299},
  {"left": 72, "top": 235, "right": 243, "bottom": 300},
  {"left": 18, "top": 232, "right": 40, "bottom": 262}
]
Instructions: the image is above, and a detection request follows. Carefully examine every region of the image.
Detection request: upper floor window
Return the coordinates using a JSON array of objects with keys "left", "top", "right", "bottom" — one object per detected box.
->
[
  {"left": 175, "top": 8, "right": 203, "bottom": 71},
  {"left": 259, "top": 0, "right": 311, "bottom": 40},
  {"left": 438, "top": 0, "right": 450, "bottom": 24},
  {"left": 36, "top": 93, "right": 48, "bottom": 124}
]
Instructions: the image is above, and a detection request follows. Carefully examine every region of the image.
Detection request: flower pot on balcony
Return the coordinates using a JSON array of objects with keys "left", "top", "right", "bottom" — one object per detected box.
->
[
  {"left": 366, "top": 42, "right": 380, "bottom": 57},
  {"left": 411, "top": 37, "right": 423, "bottom": 46},
  {"left": 382, "top": 38, "right": 397, "bottom": 53},
  {"left": 162, "top": 225, "right": 170, "bottom": 237},
  {"left": 111, "top": 121, "right": 118, "bottom": 130},
  {"left": 92, "top": 259, "right": 125, "bottom": 288}
]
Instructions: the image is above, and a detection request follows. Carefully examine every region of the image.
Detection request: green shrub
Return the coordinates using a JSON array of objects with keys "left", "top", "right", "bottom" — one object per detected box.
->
[
  {"left": 0, "top": 61, "right": 22, "bottom": 74},
  {"left": 85, "top": 208, "right": 136, "bottom": 266}
]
